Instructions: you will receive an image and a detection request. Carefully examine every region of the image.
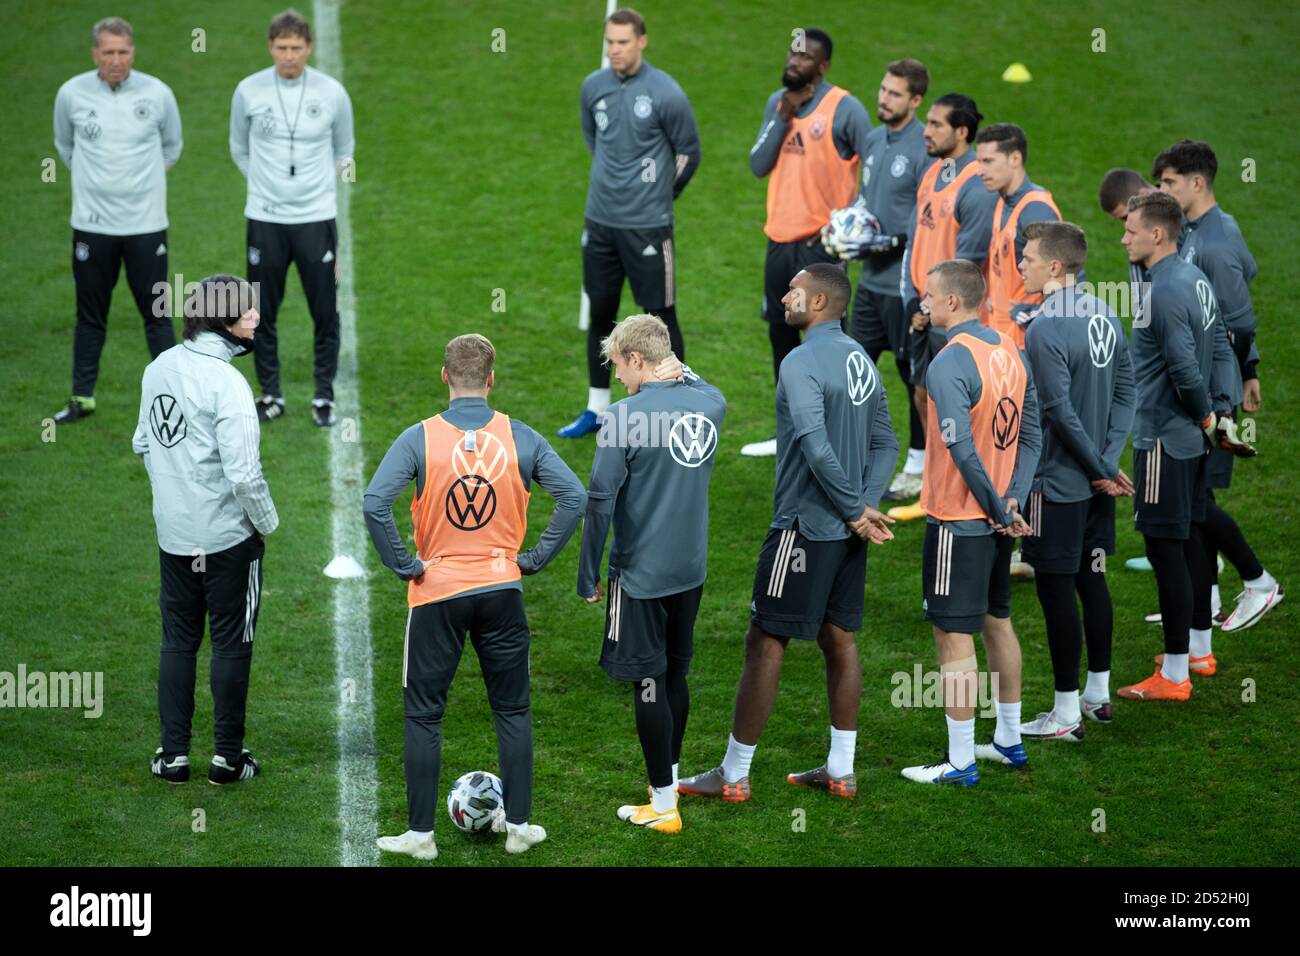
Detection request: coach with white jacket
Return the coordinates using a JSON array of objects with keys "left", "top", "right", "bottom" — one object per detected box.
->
[{"left": 133, "top": 275, "right": 278, "bottom": 786}]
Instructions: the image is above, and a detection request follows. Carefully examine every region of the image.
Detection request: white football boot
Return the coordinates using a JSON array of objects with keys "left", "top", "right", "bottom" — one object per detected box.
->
[
  {"left": 1020, "top": 710, "right": 1085, "bottom": 742},
  {"left": 1221, "top": 582, "right": 1284, "bottom": 632},
  {"left": 376, "top": 830, "right": 438, "bottom": 861}
]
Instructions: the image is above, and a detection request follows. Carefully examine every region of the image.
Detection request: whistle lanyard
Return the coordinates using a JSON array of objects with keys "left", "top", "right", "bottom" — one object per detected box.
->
[{"left": 274, "top": 70, "right": 307, "bottom": 176}]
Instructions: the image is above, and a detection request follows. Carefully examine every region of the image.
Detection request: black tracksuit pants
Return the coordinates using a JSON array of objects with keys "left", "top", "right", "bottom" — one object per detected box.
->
[
  {"left": 157, "top": 535, "right": 264, "bottom": 762},
  {"left": 246, "top": 218, "right": 340, "bottom": 403},
  {"left": 70, "top": 229, "right": 175, "bottom": 397}
]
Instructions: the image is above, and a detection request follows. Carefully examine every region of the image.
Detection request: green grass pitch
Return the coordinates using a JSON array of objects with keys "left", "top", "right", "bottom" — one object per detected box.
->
[{"left": 1, "top": 0, "right": 1297, "bottom": 866}]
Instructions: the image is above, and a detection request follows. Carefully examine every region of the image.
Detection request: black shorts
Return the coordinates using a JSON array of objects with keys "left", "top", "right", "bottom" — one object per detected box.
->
[
  {"left": 910, "top": 326, "right": 946, "bottom": 390},
  {"left": 600, "top": 578, "right": 702, "bottom": 682},
  {"left": 763, "top": 237, "right": 842, "bottom": 324},
  {"left": 750, "top": 525, "right": 866, "bottom": 640},
  {"left": 1021, "top": 491, "right": 1116, "bottom": 575},
  {"left": 922, "top": 524, "right": 1013, "bottom": 634},
  {"left": 848, "top": 287, "right": 909, "bottom": 369},
  {"left": 1205, "top": 446, "right": 1234, "bottom": 489},
  {"left": 1133, "top": 441, "right": 1208, "bottom": 540},
  {"left": 582, "top": 218, "right": 675, "bottom": 312}
]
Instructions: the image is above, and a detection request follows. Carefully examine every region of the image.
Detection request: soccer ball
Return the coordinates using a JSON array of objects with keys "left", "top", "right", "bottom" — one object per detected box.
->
[
  {"left": 821, "top": 203, "right": 882, "bottom": 259},
  {"left": 446, "top": 771, "right": 503, "bottom": 832}
]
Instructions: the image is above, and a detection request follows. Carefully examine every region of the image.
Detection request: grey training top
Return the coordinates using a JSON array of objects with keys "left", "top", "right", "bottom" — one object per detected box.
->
[
  {"left": 581, "top": 61, "right": 701, "bottom": 229},
  {"left": 230, "top": 66, "right": 355, "bottom": 225},
  {"left": 856, "top": 117, "right": 934, "bottom": 295},
  {"left": 1024, "top": 286, "right": 1135, "bottom": 503},
  {"left": 578, "top": 367, "right": 727, "bottom": 600},
  {"left": 1131, "top": 254, "right": 1219, "bottom": 460},
  {"left": 924, "top": 319, "right": 1042, "bottom": 535},
  {"left": 55, "top": 69, "right": 183, "bottom": 235},
  {"left": 772, "top": 321, "right": 899, "bottom": 541},
  {"left": 749, "top": 79, "right": 873, "bottom": 180},
  {"left": 899, "top": 149, "right": 999, "bottom": 305},
  {"left": 1179, "top": 205, "right": 1259, "bottom": 380},
  {"left": 363, "top": 398, "right": 587, "bottom": 599}
]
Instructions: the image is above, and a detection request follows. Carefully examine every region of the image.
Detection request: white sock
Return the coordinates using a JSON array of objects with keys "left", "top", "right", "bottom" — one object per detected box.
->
[
  {"left": 1189, "top": 627, "right": 1213, "bottom": 658},
  {"left": 1054, "top": 690, "right": 1081, "bottom": 725},
  {"left": 904, "top": 447, "right": 925, "bottom": 475},
  {"left": 946, "top": 715, "right": 975, "bottom": 770},
  {"left": 1161, "top": 652, "right": 1190, "bottom": 683},
  {"left": 994, "top": 701, "right": 1022, "bottom": 747},
  {"left": 587, "top": 387, "right": 610, "bottom": 414},
  {"left": 1083, "top": 670, "right": 1110, "bottom": 703},
  {"left": 827, "top": 726, "right": 856, "bottom": 778},
  {"left": 1210, "top": 584, "right": 1221, "bottom": 616},
  {"left": 671, "top": 763, "right": 679, "bottom": 788},
  {"left": 506, "top": 820, "right": 531, "bottom": 837},
  {"left": 1245, "top": 570, "right": 1277, "bottom": 591},
  {"left": 721, "top": 734, "right": 755, "bottom": 783},
  {"left": 650, "top": 784, "right": 677, "bottom": 813},
  {"left": 409, "top": 829, "right": 432, "bottom": 840}
]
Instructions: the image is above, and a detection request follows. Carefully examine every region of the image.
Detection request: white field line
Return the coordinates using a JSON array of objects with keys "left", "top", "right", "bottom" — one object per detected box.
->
[
  {"left": 577, "top": 0, "right": 616, "bottom": 331},
  {"left": 314, "top": 0, "right": 379, "bottom": 868}
]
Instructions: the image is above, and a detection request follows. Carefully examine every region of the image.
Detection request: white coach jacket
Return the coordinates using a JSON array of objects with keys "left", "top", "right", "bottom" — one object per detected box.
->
[{"left": 132, "top": 331, "right": 279, "bottom": 556}]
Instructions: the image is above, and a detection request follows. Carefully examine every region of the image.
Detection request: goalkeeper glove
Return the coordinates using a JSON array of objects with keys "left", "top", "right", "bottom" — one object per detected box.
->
[{"left": 1201, "top": 412, "right": 1258, "bottom": 458}]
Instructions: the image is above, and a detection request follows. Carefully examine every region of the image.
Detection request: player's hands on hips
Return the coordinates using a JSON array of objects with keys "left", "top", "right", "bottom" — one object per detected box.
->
[
  {"left": 849, "top": 504, "right": 896, "bottom": 543},
  {"left": 583, "top": 581, "right": 605, "bottom": 604},
  {"left": 1243, "top": 378, "right": 1261, "bottom": 412},
  {"left": 654, "top": 354, "right": 684, "bottom": 382}
]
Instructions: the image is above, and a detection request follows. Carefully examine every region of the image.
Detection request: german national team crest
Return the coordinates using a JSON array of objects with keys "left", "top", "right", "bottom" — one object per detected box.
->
[
  {"left": 133, "top": 99, "right": 152, "bottom": 121},
  {"left": 940, "top": 196, "right": 955, "bottom": 217},
  {"left": 809, "top": 116, "right": 827, "bottom": 140},
  {"left": 149, "top": 394, "right": 187, "bottom": 448},
  {"left": 890, "top": 155, "right": 908, "bottom": 178},
  {"left": 83, "top": 121, "right": 101, "bottom": 141},
  {"left": 595, "top": 110, "right": 608, "bottom": 131},
  {"left": 633, "top": 94, "right": 653, "bottom": 118},
  {"left": 846, "top": 351, "right": 877, "bottom": 407},
  {"left": 259, "top": 112, "right": 276, "bottom": 135},
  {"left": 75, "top": 242, "right": 90, "bottom": 262},
  {"left": 1088, "top": 314, "right": 1117, "bottom": 369},
  {"left": 248, "top": 246, "right": 261, "bottom": 266},
  {"left": 306, "top": 100, "right": 322, "bottom": 119}
]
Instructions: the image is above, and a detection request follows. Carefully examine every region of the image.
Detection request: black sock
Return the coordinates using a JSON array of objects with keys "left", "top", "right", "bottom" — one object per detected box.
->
[
  {"left": 666, "top": 666, "right": 689, "bottom": 766},
  {"left": 1146, "top": 535, "right": 1192, "bottom": 654},
  {"left": 1075, "top": 562, "right": 1113, "bottom": 674},
  {"left": 1035, "top": 572, "right": 1083, "bottom": 692},
  {"left": 769, "top": 322, "right": 800, "bottom": 385},
  {"left": 652, "top": 305, "right": 685, "bottom": 362},
  {"left": 586, "top": 296, "right": 620, "bottom": 389},
  {"left": 1202, "top": 495, "right": 1264, "bottom": 582},
  {"left": 1186, "top": 523, "right": 1214, "bottom": 632},
  {"left": 633, "top": 673, "right": 674, "bottom": 790}
]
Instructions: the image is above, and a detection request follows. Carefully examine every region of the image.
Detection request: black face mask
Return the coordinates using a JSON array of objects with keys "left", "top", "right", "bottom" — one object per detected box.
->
[{"left": 215, "top": 326, "right": 254, "bottom": 357}]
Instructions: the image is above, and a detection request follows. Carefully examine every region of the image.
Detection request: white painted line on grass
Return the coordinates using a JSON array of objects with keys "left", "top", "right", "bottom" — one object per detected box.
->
[{"left": 314, "top": 0, "right": 379, "bottom": 868}]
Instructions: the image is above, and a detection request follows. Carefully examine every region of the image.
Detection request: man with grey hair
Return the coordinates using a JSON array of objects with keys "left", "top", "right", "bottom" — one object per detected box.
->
[
  {"left": 52, "top": 16, "right": 183, "bottom": 424},
  {"left": 577, "top": 314, "right": 726, "bottom": 834},
  {"left": 231, "top": 8, "right": 355, "bottom": 427},
  {"left": 134, "top": 275, "right": 276, "bottom": 786},
  {"left": 364, "top": 334, "right": 586, "bottom": 860}
]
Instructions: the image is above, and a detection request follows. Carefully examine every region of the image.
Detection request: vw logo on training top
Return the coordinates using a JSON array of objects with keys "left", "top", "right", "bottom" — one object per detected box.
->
[
  {"left": 451, "top": 431, "right": 509, "bottom": 486},
  {"left": 149, "top": 394, "right": 187, "bottom": 447},
  {"left": 1088, "top": 314, "right": 1117, "bottom": 369},
  {"left": 445, "top": 475, "right": 497, "bottom": 531},
  {"left": 987, "top": 347, "right": 1021, "bottom": 399},
  {"left": 846, "top": 351, "right": 876, "bottom": 406},
  {"left": 668, "top": 413, "right": 718, "bottom": 468},
  {"left": 1195, "top": 278, "right": 1217, "bottom": 330}
]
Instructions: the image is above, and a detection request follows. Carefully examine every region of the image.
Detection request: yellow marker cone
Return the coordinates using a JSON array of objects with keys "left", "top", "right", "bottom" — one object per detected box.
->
[{"left": 1002, "top": 62, "right": 1032, "bottom": 83}]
